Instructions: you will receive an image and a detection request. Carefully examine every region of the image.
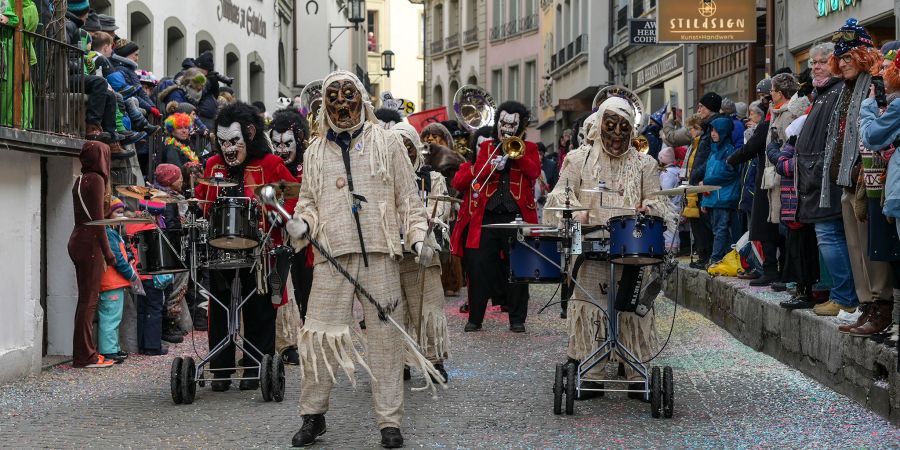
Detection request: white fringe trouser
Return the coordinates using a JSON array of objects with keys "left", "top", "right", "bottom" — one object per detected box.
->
[{"left": 399, "top": 258, "right": 450, "bottom": 364}]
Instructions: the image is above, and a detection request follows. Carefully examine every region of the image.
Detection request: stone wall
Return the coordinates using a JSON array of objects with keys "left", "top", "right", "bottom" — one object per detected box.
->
[{"left": 664, "top": 266, "right": 900, "bottom": 424}]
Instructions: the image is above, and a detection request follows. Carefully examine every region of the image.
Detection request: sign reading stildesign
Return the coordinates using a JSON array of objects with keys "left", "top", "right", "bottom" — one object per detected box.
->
[{"left": 657, "top": 0, "right": 756, "bottom": 43}]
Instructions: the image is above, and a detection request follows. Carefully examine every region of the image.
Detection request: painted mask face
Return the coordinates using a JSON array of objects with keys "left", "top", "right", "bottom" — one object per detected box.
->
[
  {"left": 422, "top": 132, "right": 448, "bottom": 147},
  {"left": 600, "top": 112, "right": 633, "bottom": 157},
  {"left": 402, "top": 137, "right": 418, "bottom": 163},
  {"left": 217, "top": 122, "right": 247, "bottom": 167},
  {"left": 498, "top": 111, "right": 521, "bottom": 139},
  {"left": 271, "top": 129, "right": 297, "bottom": 164},
  {"left": 324, "top": 80, "right": 363, "bottom": 129}
]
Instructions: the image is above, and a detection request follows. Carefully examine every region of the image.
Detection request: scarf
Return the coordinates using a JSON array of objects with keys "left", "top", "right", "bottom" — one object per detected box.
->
[
  {"left": 164, "top": 137, "right": 199, "bottom": 164},
  {"left": 821, "top": 72, "right": 871, "bottom": 207}
]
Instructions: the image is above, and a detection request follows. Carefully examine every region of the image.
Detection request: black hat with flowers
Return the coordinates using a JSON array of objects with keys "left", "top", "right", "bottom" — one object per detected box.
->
[{"left": 833, "top": 18, "right": 875, "bottom": 57}]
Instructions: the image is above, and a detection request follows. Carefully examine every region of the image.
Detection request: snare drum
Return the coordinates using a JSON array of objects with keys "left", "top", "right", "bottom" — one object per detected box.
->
[
  {"left": 608, "top": 214, "right": 665, "bottom": 265},
  {"left": 509, "top": 236, "right": 562, "bottom": 283},
  {"left": 208, "top": 197, "right": 260, "bottom": 250},
  {"left": 135, "top": 229, "right": 187, "bottom": 274}
]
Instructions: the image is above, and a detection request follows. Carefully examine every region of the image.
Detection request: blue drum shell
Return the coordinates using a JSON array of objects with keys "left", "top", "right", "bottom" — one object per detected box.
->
[
  {"left": 608, "top": 215, "right": 665, "bottom": 265},
  {"left": 509, "top": 237, "right": 562, "bottom": 283}
]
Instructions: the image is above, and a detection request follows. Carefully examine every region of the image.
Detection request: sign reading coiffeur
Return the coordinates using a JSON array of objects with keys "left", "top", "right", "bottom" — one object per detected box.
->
[{"left": 657, "top": 0, "right": 756, "bottom": 44}]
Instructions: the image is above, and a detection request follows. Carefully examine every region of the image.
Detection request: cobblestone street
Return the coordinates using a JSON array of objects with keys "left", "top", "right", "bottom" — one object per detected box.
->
[{"left": 1, "top": 286, "right": 898, "bottom": 449}]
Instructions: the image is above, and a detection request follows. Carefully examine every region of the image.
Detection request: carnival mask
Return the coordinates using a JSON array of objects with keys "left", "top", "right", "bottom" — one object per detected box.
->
[
  {"left": 271, "top": 129, "right": 297, "bottom": 164},
  {"left": 325, "top": 80, "right": 363, "bottom": 129},
  {"left": 422, "top": 132, "right": 448, "bottom": 147},
  {"left": 218, "top": 122, "right": 248, "bottom": 166},
  {"left": 498, "top": 111, "right": 520, "bottom": 139},
  {"left": 600, "top": 112, "right": 632, "bottom": 157}
]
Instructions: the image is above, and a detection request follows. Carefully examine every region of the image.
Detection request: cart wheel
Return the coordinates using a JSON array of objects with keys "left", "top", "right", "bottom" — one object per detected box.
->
[
  {"left": 271, "top": 353, "right": 286, "bottom": 403},
  {"left": 552, "top": 363, "right": 564, "bottom": 415},
  {"left": 170, "top": 357, "right": 184, "bottom": 404},
  {"left": 663, "top": 366, "right": 674, "bottom": 418},
  {"left": 650, "top": 366, "right": 661, "bottom": 418},
  {"left": 259, "top": 354, "right": 273, "bottom": 402},
  {"left": 181, "top": 357, "right": 197, "bottom": 405},
  {"left": 565, "top": 362, "right": 576, "bottom": 415}
]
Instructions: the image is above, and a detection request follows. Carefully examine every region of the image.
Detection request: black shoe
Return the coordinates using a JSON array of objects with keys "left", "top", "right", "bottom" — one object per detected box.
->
[
  {"left": 403, "top": 366, "right": 411, "bottom": 380},
  {"left": 210, "top": 379, "right": 231, "bottom": 392},
  {"left": 282, "top": 347, "right": 300, "bottom": 365},
  {"left": 239, "top": 378, "right": 260, "bottom": 390},
  {"left": 560, "top": 310, "right": 567, "bottom": 319},
  {"left": 459, "top": 303, "right": 469, "bottom": 313},
  {"left": 779, "top": 295, "right": 815, "bottom": 310},
  {"left": 380, "top": 427, "right": 404, "bottom": 448},
  {"left": 292, "top": 414, "right": 326, "bottom": 447},
  {"left": 101, "top": 353, "right": 126, "bottom": 364},
  {"left": 87, "top": 131, "right": 114, "bottom": 144},
  {"left": 431, "top": 363, "right": 448, "bottom": 383},
  {"left": 770, "top": 282, "right": 788, "bottom": 292},
  {"left": 121, "top": 131, "right": 147, "bottom": 146},
  {"left": 162, "top": 331, "right": 184, "bottom": 344},
  {"left": 116, "top": 351, "right": 129, "bottom": 360},
  {"left": 749, "top": 274, "right": 778, "bottom": 287},
  {"left": 464, "top": 322, "right": 481, "bottom": 332},
  {"left": 115, "top": 130, "right": 137, "bottom": 142},
  {"left": 689, "top": 260, "right": 708, "bottom": 270},
  {"left": 142, "top": 124, "right": 161, "bottom": 136},
  {"left": 576, "top": 380, "right": 604, "bottom": 400},
  {"left": 193, "top": 315, "right": 208, "bottom": 332},
  {"left": 628, "top": 382, "right": 649, "bottom": 401},
  {"left": 359, "top": 320, "right": 366, "bottom": 330},
  {"left": 509, "top": 323, "right": 526, "bottom": 333}
]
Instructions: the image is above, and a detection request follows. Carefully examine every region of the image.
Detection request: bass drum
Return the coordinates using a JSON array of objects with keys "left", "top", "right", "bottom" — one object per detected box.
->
[
  {"left": 208, "top": 197, "right": 260, "bottom": 250},
  {"left": 135, "top": 229, "right": 187, "bottom": 274}
]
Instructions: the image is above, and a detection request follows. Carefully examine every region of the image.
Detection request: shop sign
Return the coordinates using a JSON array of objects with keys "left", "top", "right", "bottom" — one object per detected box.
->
[
  {"left": 657, "top": 0, "right": 756, "bottom": 43},
  {"left": 217, "top": 0, "right": 268, "bottom": 38},
  {"left": 631, "top": 49, "right": 684, "bottom": 88},
  {"left": 629, "top": 19, "right": 658, "bottom": 45},
  {"left": 816, "top": 0, "right": 859, "bottom": 18},
  {"left": 556, "top": 97, "right": 592, "bottom": 113}
]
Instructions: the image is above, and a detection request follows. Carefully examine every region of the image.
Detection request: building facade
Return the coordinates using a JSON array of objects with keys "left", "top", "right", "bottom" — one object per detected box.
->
[
  {"left": 423, "top": 0, "right": 487, "bottom": 115},
  {"left": 295, "top": 0, "right": 371, "bottom": 93},
  {"left": 366, "top": 0, "right": 424, "bottom": 109}
]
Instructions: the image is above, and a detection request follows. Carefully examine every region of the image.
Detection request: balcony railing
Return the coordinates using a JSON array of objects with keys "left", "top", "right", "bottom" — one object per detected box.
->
[
  {"left": 574, "top": 33, "right": 588, "bottom": 55},
  {"left": 505, "top": 19, "right": 519, "bottom": 36},
  {"left": 550, "top": 35, "right": 589, "bottom": 75},
  {"left": 522, "top": 13, "right": 538, "bottom": 32},
  {"left": 431, "top": 39, "right": 444, "bottom": 54},
  {"left": 0, "top": 24, "right": 86, "bottom": 140},
  {"left": 464, "top": 26, "right": 478, "bottom": 45},
  {"left": 566, "top": 42, "right": 574, "bottom": 61},
  {"left": 445, "top": 32, "right": 460, "bottom": 51},
  {"left": 490, "top": 24, "right": 505, "bottom": 41},
  {"left": 556, "top": 48, "right": 567, "bottom": 67}
]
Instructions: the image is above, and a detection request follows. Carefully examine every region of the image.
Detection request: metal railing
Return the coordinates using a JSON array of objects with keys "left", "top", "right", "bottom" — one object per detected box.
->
[
  {"left": 0, "top": 24, "right": 85, "bottom": 138},
  {"left": 522, "top": 13, "right": 538, "bottom": 32},
  {"left": 575, "top": 33, "right": 588, "bottom": 55},
  {"left": 431, "top": 39, "right": 444, "bottom": 54},
  {"left": 505, "top": 18, "right": 519, "bottom": 36},
  {"left": 490, "top": 24, "right": 505, "bottom": 41},
  {"left": 464, "top": 26, "right": 478, "bottom": 45},
  {"left": 556, "top": 48, "right": 567, "bottom": 67},
  {"left": 445, "top": 32, "right": 460, "bottom": 51}
]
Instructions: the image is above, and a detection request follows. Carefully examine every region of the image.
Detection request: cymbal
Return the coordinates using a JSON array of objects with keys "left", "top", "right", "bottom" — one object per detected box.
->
[
  {"left": 86, "top": 216, "right": 155, "bottom": 226},
  {"left": 482, "top": 220, "right": 556, "bottom": 230},
  {"left": 544, "top": 206, "right": 591, "bottom": 212},
  {"left": 581, "top": 186, "right": 623, "bottom": 195},
  {"left": 598, "top": 206, "right": 638, "bottom": 212},
  {"left": 177, "top": 198, "right": 212, "bottom": 205},
  {"left": 254, "top": 182, "right": 302, "bottom": 199},
  {"left": 116, "top": 185, "right": 174, "bottom": 202},
  {"left": 426, "top": 195, "right": 462, "bottom": 204},
  {"left": 650, "top": 185, "right": 721, "bottom": 196},
  {"left": 197, "top": 176, "right": 239, "bottom": 187}
]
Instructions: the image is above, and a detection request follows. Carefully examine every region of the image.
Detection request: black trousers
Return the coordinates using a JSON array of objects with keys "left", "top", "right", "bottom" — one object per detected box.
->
[
  {"left": 782, "top": 225, "right": 819, "bottom": 290},
  {"left": 291, "top": 247, "right": 314, "bottom": 320},
  {"left": 75, "top": 74, "right": 117, "bottom": 132},
  {"left": 761, "top": 233, "right": 785, "bottom": 278},
  {"left": 208, "top": 268, "right": 276, "bottom": 377},
  {"left": 462, "top": 214, "right": 529, "bottom": 326},
  {"left": 689, "top": 216, "right": 713, "bottom": 262}
]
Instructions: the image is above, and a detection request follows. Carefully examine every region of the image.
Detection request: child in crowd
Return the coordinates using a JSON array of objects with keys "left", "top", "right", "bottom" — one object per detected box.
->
[
  {"left": 658, "top": 146, "right": 682, "bottom": 251},
  {"left": 98, "top": 197, "right": 141, "bottom": 363},
  {"left": 125, "top": 220, "right": 172, "bottom": 356},
  {"left": 701, "top": 117, "right": 742, "bottom": 265}
]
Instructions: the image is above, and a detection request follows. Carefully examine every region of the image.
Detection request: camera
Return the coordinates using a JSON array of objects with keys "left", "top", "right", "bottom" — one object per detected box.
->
[{"left": 210, "top": 71, "right": 234, "bottom": 86}]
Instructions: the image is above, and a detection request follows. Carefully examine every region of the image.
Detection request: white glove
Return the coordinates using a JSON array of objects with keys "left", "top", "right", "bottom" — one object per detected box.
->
[
  {"left": 286, "top": 218, "right": 309, "bottom": 239},
  {"left": 413, "top": 241, "right": 434, "bottom": 267},
  {"left": 490, "top": 154, "right": 509, "bottom": 171}
]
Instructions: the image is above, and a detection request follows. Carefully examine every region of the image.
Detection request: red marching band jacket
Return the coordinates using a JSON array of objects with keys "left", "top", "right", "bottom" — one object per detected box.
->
[
  {"left": 194, "top": 153, "right": 299, "bottom": 306},
  {"left": 450, "top": 139, "right": 541, "bottom": 257}
]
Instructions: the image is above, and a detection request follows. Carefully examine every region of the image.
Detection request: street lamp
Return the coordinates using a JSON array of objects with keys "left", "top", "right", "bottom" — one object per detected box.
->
[
  {"left": 347, "top": 0, "right": 365, "bottom": 29},
  {"left": 381, "top": 50, "right": 395, "bottom": 77}
]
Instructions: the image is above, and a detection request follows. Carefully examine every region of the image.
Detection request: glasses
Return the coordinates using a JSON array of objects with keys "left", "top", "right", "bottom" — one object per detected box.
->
[{"left": 832, "top": 30, "right": 857, "bottom": 42}]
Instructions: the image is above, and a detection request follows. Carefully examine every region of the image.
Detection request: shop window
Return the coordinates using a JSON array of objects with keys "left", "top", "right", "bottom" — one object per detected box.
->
[
  {"left": 367, "top": 10, "right": 378, "bottom": 52},
  {"left": 508, "top": 65, "right": 519, "bottom": 101}
]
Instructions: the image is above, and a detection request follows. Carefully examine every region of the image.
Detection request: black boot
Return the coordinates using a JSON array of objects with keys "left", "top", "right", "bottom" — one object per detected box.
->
[
  {"left": 403, "top": 366, "right": 411, "bottom": 381},
  {"left": 210, "top": 378, "right": 231, "bottom": 392},
  {"left": 575, "top": 380, "right": 604, "bottom": 400},
  {"left": 239, "top": 371, "right": 260, "bottom": 391},
  {"left": 162, "top": 319, "right": 184, "bottom": 344},
  {"left": 292, "top": 414, "right": 326, "bottom": 447},
  {"left": 282, "top": 347, "right": 300, "bottom": 365},
  {"left": 431, "top": 363, "right": 448, "bottom": 383},
  {"left": 380, "top": 427, "right": 404, "bottom": 448}
]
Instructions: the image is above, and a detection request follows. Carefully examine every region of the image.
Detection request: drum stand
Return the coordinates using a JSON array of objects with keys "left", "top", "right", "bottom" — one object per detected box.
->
[{"left": 163, "top": 214, "right": 285, "bottom": 405}]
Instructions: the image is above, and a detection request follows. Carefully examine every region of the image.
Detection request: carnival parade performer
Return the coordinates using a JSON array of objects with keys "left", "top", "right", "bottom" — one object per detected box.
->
[{"left": 285, "top": 71, "right": 435, "bottom": 448}]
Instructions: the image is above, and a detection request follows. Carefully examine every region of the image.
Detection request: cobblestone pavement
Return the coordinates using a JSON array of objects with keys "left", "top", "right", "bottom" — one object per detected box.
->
[{"left": 1, "top": 285, "right": 899, "bottom": 449}]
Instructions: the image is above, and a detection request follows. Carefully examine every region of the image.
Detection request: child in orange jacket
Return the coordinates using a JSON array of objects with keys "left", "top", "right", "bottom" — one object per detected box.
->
[{"left": 98, "top": 197, "right": 140, "bottom": 363}]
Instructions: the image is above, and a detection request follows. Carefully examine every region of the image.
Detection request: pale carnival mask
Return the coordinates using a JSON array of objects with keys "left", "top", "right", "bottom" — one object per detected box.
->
[
  {"left": 217, "top": 122, "right": 247, "bottom": 167},
  {"left": 271, "top": 129, "right": 297, "bottom": 164},
  {"left": 498, "top": 111, "right": 520, "bottom": 139}
]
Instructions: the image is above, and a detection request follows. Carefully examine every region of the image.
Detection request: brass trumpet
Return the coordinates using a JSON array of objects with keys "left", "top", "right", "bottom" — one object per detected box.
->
[{"left": 501, "top": 133, "right": 526, "bottom": 160}]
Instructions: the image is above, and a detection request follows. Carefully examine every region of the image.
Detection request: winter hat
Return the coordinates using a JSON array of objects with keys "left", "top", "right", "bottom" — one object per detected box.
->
[
  {"left": 68, "top": 0, "right": 90, "bottom": 13},
  {"left": 82, "top": 12, "right": 101, "bottom": 32},
  {"left": 154, "top": 163, "right": 182, "bottom": 187},
  {"left": 114, "top": 40, "right": 139, "bottom": 58},
  {"left": 649, "top": 103, "right": 667, "bottom": 126},
  {"left": 658, "top": 146, "right": 675, "bottom": 165},
  {"left": 734, "top": 102, "right": 748, "bottom": 120},
  {"left": 195, "top": 51, "right": 214, "bottom": 72},
  {"left": 99, "top": 14, "right": 118, "bottom": 32},
  {"left": 107, "top": 196, "right": 125, "bottom": 217},
  {"left": 833, "top": 18, "right": 874, "bottom": 57},
  {"left": 137, "top": 70, "right": 157, "bottom": 85},
  {"left": 174, "top": 103, "right": 196, "bottom": 115},
  {"left": 699, "top": 92, "right": 722, "bottom": 112},
  {"left": 756, "top": 78, "right": 772, "bottom": 95}
]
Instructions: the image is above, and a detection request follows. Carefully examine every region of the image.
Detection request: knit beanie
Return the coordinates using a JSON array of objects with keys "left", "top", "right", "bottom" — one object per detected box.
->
[
  {"left": 154, "top": 163, "right": 182, "bottom": 187},
  {"left": 833, "top": 18, "right": 875, "bottom": 57},
  {"left": 699, "top": 92, "right": 722, "bottom": 112},
  {"left": 114, "top": 41, "right": 139, "bottom": 58},
  {"left": 68, "top": 0, "right": 90, "bottom": 13},
  {"left": 658, "top": 146, "right": 675, "bottom": 166},
  {"left": 107, "top": 196, "right": 125, "bottom": 218},
  {"left": 756, "top": 78, "right": 772, "bottom": 95},
  {"left": 195, "top": 51, "right": 214, "bottom": 72}
]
